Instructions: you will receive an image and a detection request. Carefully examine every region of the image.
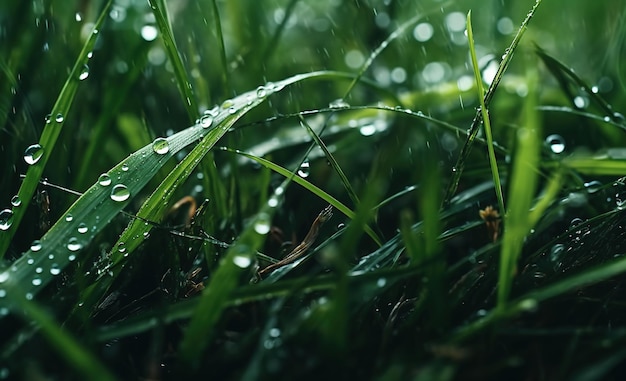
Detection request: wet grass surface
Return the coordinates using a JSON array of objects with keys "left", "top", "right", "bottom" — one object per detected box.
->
[{"left": 2, "top": 0, "right": 626, "bottom": 379}]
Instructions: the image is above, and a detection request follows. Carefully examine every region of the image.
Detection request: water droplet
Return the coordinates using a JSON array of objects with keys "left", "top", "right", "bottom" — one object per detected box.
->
[
  {"left": 27, "top": 258, "right": 34, "bottom": 265},
  {"left": 254, "top": 213, "right": 271, "bottom": 234},
  {"left": 110, "top": 184, "right": 130, "bottom": 202},
  {"left": 78, "top": 65, "right": 89, "bottom": 80},
  {"left": 269, "top": 328, "right": 281, "bottom": 337},
  {"left": 44, "top": 114, "right": 51, "bottom": 124},
  {"left": 233, "top": 255, "right": 252, "bottom": 268},
  {"left": 256, "top": 86, "right": 267, "bottom": 98},
  {"left": 199, "top": 115, "right": 213, "bottom": 128},
  {"left": 65, "top": 214, "right": 73, "bottom": 222},
  {"left": 0, "top": 273, "right": 8, "bottom": 284},
  {"left": 55, "top": 113, "right": 64, "bottom": 123},
  {"left": 30, "top": 240, "right": 42, "bottom": 252},
  {"left": 50, "top": 265, "right": 61, "bottom": 275},
  {"left": 77, "top": 223, "right": 88, "bottom": 234},
  {"left": 545, "top": 134, "right": 565, "bottom": 154},
  {"left": 32, "top": 278, "right": 42, "bottom": 286},
  {"left": 267, "top": 196, "right": 279, "bottom": 208},
  {"left": 10, "top": 195, "right": 21, "bottom": 207},
  {"left": 329, "top": 98, "right": 350, "bottom": 108},
  {"left": 377, "top": 278, "right": 387, "bottom": 287},
  {"left": 35, "top": 267, "right": 43, "bottom": 274},
  {"left": 0, "top": 289, "right": 5, "bottom": 298},
  {"left": 0, "top": 209, "right": 14, "bottom": 231},
  {"left": 24, "top": 144, "right": 44, "bottom": 165},
  {"left": 121, "top": 163, "right": 129, "bottom": 171},
  {"left": 221, "top": 99, "right": 234, "bottom": 109},
  {"left": 584, "top": 181, "right": 602, "bottom": 193},
  {"left": 519, "top": 298, "right": 538, "bottom": 312},
  {"left": 68, "top": 254, "right": 76, "bottom": 261},
  {"left": 98, "top": 173, "right": 112, "bottom": 186},
  {"left": 570, "top": 218, "right": 584, "bottom": 228},
  {"left": 152, "top": 138, "right": 170, "bottom": 155},
  {"left": 297, "top": 161, "right": 310, "bottom": 178},
  {"left": 359, "top": 124, "right": 377, "bottom": 136},
  {"left": 117, "top": 242, "right": 126, "bottom": 253},
  {"left": 67, "top": 237, "right": 83, "bottom": 252},
  {"left": 573, "top": 95, "right": 588, "bottom": 109}
]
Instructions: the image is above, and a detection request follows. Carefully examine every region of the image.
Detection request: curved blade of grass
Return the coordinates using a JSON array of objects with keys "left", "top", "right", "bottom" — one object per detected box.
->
[
  {"left": 535, "top": 46, "right": 616, "bottom": 119},
  {"left": 75, "top": 71, "right": 354, "bottom": 313},
  {"left": 223, "top": 148, "right": 382, "bottom": 246},
  {"left": 467, "top": 11, "right": 505, "bottom": 215},
  {"left": 0, "top": 0, "right": 113, "bottom": 259},
  {"left": 443, "top": 0, "right": 543, "bottom": 206},
  {"left": 148, "top": 0, "right": 197, "bottom": 121},
  {"left": 298, "top": 115, "right": 360, "bottom": 206}
]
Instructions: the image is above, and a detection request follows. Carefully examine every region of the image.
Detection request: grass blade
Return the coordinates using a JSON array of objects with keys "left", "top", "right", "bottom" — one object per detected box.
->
[
  {"left": 466, "top": 11, "right": 505, "bottom": 215},
  {"left": 443, "top": 0, "right": 543, "bottom": 206},
  {"left": 0, "top": 0, "right": 113, "bottom": 258}
]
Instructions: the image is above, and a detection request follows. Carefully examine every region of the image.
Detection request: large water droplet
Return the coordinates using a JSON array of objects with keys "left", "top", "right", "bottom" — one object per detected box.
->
[
  {"left": 297, "top": 160, "right": 310, "bottom": 178},
  {"left": 55, "top": 113, "right": 64, "bottom": 123},
  {"left": 66, "top": 237, "right": 83, "bottom": 252},
  {"left": 233, "top": 255, "right": 252, "bottom": 268},
  {"left": 254, "top": 213, "right": 271, "bottom": 234},
  {"left": 110, "top": 184, "right": 131, "bottom": 202},
  {"left": 24, "top": 144, "right": 44, "bottom": 165},
  {"left": 77, "top": 223, "right": 88, "bottom": 234},
  {"left": 50, "top": 264, "right": 61, "bottom": 275},
  {"left": 199, "top": 115, "right": 213, "bottom": 128},
  {"left": 10, "top": 195, "right": 21, "bottom": 207},
  {"left": 30, "top": 240, "right": 42, "bottom": 252},
  {"left": 78, "top": 64, "right": 90, "bottom": 80},
  {"left": 0, "top": 209, "right": 14, "bottom": 231},
  {"left": 152, "top": 138, "right": 170, "bottom": 155},
  {"left": 98, "top": 173, "right": 112, "bottom": 186},
  {"left": 545, "top": 134, "right": 565, "bottom": 154}
]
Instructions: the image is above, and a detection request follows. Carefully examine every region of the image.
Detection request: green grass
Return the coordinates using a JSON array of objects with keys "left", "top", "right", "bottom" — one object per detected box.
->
[{"left": 2, "top": 0, "right": 626, "bottom": 380}]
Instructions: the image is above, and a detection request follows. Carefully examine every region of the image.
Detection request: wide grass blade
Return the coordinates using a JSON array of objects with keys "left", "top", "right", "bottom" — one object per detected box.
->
[
  {"left": 497, "top": 66, "right": 541, "bottom": 307},
  {"left": 0, "top": 0, "right": 113, "bottom": 258}
]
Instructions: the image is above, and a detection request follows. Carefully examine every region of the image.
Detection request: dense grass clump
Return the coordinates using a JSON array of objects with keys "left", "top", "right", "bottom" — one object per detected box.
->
[{"left": 2, "top": 0, "right": 626, "bottom": 379}]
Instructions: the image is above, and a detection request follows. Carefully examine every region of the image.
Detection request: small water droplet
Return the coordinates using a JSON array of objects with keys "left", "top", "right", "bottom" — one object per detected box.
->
[
  {"left": 78, "top": 64, "right": 90, "bottom": 80},
  {"left": 254, "top": 213, "right": 271, "bottom": 234},
  {"left": 110, "top": 184, "right": 130, "bottom": 202},
  {"left": 35, "top": 267, "right": 43, "bottom": 274},
  {"left": 570, "top": 218, "right": 584, "bottom": 228},
  {"left": 55, "top": 113, "right": 64, "bottom": 123},
  {"left": 10, "top": 195, "right": 21, "bottom": 207},
  {"left": 267, "top": 196, "right": 279, "bottom": 208},
  {"left": 121, "top": 163, "right": 129, "bottom": 171},
  {"left": 297, "top": 161, "right": 310, "bottom": 178},
  {"left": 545, "top": 134, "right": 565, "bottom": 154},
  {"left": 77, "top": 223, "right": 88, "bottom": 234},
  {"left": 44, "top": 114, "right": 51, "bottom": 124},
  {"left": 359, "top": 124, "right": 377, "bottom": 136},
  {"left": 98, "top": 173, "right": 112, "bottom": 186},
  {"left": 24, "top": 144, "right": 44, "bottom": 165},
  {"left": 32, "top": 278, "right": 42, "bottom": 286},
  {"left": 0, "top": 209, "right": 14, "bottom": 231},
  {"left": 377, "top": 278, "right": 387, "bottom": 287},
  {"left": 67, "top": 237, "right": 83, "bottom": 252},
  {"left": 27, "top": 258, "right": 34, "bottom": 265},
  {"left": 65, "top": 214, "right": 73, "bottom": 222},
  {"left": 68, "top": 254, "right": 76, "bottom": 261},
  {"left": 199, "top": 115, "right": 213, "bottom": 128},
  {"left": 27, "top": 242, "right": 42, "bottom": 255},
  {"left": 221, "top": 99, "right": 234, "bottom": 109},
  {"left": 117, "top": 242, "right": 126, "bottom": 253},
  {"left": 0, "top": 289, "right": 5, "bottom": 298},
  {"left": 584, "top": 181, "right": 602, "bottom": 193},
  {"left": 256, "top": 86, "right": 267, "bottom": 98},
  {"left": 329, "top": 98, "right": 350, "bottom": 108},
  {"left": 152, "top": 138, "right": 170, "bottom": 155},
  {"left": 233, "top": 255, "right": 252, "bottom": 268}
]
